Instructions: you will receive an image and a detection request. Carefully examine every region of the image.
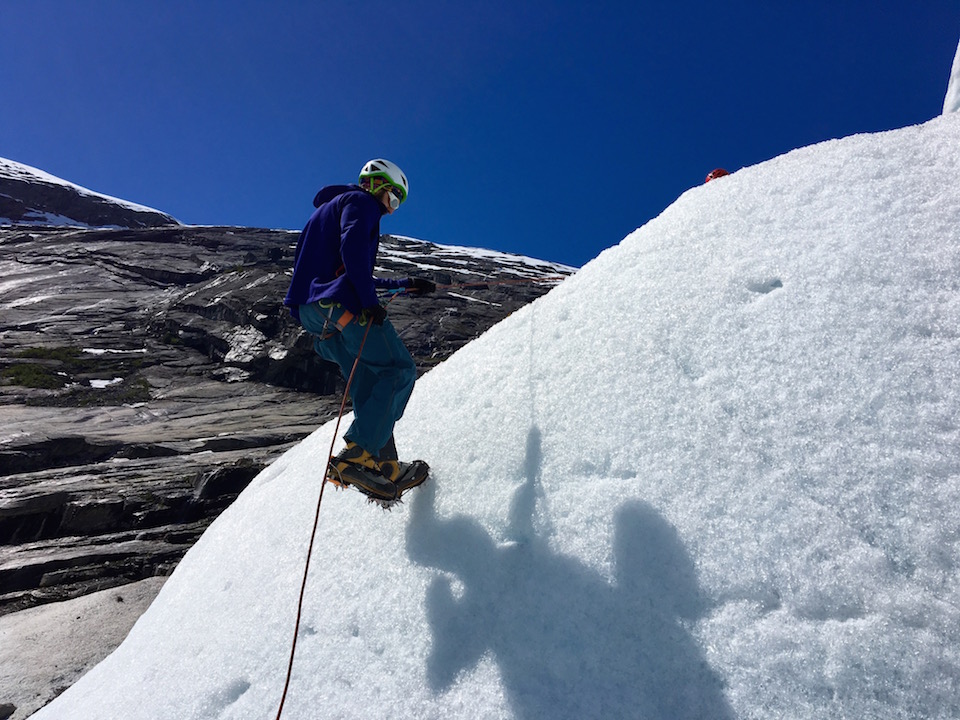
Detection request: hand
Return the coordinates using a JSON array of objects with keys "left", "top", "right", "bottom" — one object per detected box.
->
[
  {"left": 364, "top": 304, "right": 387, "bottom": 326},
  {"left": 406, "top": 277, "right": 437, "bottom": 295}
]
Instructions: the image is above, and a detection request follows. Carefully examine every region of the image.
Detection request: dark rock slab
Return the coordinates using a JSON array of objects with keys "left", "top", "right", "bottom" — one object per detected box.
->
[{"left": 0, "top": 224, "right": 573, "bottom": 614}]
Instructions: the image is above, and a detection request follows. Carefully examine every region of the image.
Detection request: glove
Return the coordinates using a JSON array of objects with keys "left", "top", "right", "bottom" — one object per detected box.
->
[
  {"left": 364, "top": 304, "right": 387, "bottom": 326},
  {"left": 406, "top": 277, "right": 437, "bottom": 295}
]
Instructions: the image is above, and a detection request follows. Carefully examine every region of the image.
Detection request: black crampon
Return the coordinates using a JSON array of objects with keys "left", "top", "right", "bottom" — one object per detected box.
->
[{"left": 327, "top": 459, "right": 430, "bottom": 509}]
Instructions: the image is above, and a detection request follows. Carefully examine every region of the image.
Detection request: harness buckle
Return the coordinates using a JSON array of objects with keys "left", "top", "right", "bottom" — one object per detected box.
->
[{"left": 317, "top": 302, "right": 355, "bottom": 340}]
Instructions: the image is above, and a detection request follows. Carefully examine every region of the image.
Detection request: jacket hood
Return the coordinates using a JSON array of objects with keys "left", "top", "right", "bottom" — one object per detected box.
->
[{"left": 312, "top": 184, "right": 362, "bottom": 208}]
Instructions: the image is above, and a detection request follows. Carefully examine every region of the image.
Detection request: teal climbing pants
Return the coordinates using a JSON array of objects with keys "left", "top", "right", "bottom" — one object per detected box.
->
[{"left": 298, "top": 301, "right": 416, "bottom": 457}]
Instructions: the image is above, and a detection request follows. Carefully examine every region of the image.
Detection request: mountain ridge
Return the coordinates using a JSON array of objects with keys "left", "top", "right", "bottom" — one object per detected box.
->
[{"left": 0, "top": 157, "right": 179, "bottom": 228}]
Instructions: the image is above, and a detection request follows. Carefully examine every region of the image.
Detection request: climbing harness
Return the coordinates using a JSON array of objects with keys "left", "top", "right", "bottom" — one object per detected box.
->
[{"left": 315, "top": 301, "right": 356, "bottom": 340}]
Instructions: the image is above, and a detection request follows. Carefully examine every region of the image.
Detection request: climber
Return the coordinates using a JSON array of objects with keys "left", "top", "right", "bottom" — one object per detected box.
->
[{"left": 283, "top": 159, "right": 433, "bottom": 503}]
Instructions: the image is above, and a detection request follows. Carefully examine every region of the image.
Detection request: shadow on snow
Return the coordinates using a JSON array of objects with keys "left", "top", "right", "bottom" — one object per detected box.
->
[{"left": 406, "top": 427, "right": 734, "bottom": 720}]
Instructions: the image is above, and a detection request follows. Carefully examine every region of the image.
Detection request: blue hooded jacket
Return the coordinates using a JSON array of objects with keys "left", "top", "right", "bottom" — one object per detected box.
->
[{"left": 283, "top": 184, "right": 406, "bottom": 321}]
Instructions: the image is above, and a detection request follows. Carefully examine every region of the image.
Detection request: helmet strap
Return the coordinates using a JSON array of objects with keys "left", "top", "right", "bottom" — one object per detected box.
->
[{"left": 360, "top": 175, "right": 402, "bottom": 206}]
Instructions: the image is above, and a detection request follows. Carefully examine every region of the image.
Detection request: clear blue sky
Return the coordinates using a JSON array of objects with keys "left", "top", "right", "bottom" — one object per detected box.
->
[{"left": 2, "top": 1, "right": 957, "bottom": 267}]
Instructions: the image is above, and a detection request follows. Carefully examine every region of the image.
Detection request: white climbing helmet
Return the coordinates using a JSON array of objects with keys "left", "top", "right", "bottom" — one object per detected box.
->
[{"left": 359, "top": 158, "right": 408, "bottom": 204}]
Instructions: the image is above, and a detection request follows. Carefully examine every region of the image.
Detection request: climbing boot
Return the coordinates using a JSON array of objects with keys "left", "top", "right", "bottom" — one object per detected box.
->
[
  {"left": 394, "top": 460, "right": 430, "bottom": 497},
  {"left": 326, "top": 442, "right": 398, "bottom": 501}
]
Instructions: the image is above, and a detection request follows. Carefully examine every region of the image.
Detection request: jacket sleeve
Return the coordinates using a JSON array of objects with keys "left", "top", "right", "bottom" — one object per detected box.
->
[
  {"left": 374, "top": 276, "right": 408, "bottom": 290},
  {"left": 339, "top": 197, "right": 380, "bottom": 309}
]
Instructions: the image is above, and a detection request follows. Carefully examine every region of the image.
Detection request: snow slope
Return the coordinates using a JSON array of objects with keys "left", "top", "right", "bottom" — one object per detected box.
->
[
  {"left": 34, "top": 113, "right": 960, "bottom": 719},
  {"left": 945, "top": 37, "right": 960, "bottom": 115}
]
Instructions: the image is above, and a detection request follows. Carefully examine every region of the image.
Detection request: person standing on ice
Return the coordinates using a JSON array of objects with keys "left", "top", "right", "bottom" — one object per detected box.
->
[{"left": 283, "top": 159, "right": 434, "bottom": 503}]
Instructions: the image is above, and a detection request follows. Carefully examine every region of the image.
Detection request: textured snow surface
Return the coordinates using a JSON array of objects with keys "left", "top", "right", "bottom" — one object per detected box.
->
[{"left": 35, "top": 113, "right": 960, "bottom": 719}]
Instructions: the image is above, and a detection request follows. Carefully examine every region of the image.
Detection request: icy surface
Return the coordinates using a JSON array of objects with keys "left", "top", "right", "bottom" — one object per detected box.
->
[
  {"left": 945, "top": 37, "right": 960, "bottom": 115},
  {"left": 34, "top": 114, "right": 960, "bottom": 719},
  {"left": 88, "top": 377, "right": 123, "bottom": 389},
  {"left": 0, "top": 578, "right": 167, "bottom": 719}
]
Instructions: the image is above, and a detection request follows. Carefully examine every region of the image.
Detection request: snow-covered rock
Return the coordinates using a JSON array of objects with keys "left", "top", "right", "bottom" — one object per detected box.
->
[
  {"left": 0, "top": 157, "right": 178, "bottom": 228},
  {"left": 33, "top": 113, "right": 960, "bottom": 719}
]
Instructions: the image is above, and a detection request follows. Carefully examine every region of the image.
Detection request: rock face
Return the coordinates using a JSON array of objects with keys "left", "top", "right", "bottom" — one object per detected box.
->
[
  {"left": 0, "top": 157, "right": 179, "bottom": 229},
  {"left": 0, "top": 224, "right": 573, "bottom": 614},
  {"left": 0, "top": 576, "right": 167, "bottom": 720}
]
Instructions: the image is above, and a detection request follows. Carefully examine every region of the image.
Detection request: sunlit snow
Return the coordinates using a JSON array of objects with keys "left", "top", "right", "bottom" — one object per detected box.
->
[
  {"left": 944, "top": 37, "right": 960, "bottom": 115},
  {"left": 34, "top": 113, "right": 960, "bottom": 719},
  {"left": 88, "top": 378, "right": 123, "bottom": 389}
]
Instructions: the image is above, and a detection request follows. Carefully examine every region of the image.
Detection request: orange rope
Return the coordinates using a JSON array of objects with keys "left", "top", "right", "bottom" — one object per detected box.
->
[
  {"left": 274, "top": 314, "right": 375, "bottom": 720},
  {"left": 272, "top": 278, "right": 561, "bottom": 716}
]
